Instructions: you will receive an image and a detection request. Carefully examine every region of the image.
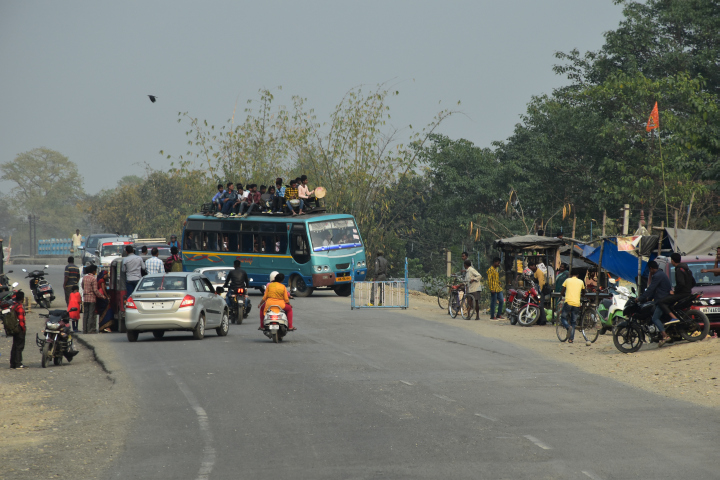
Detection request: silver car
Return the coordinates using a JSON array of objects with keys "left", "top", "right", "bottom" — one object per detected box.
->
[{"left": 125, "top": 272, "right": 229, "bottom": 341}]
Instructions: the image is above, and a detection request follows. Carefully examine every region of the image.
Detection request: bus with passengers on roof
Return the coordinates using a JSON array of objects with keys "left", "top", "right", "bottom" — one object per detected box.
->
[{"left": 181, "top": 212, "right": 368, "bottom": 297}]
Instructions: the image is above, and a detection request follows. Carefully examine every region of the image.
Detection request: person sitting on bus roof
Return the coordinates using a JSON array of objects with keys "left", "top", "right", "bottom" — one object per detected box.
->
[
  {"left": 220, "top": 182, "right": 237, "bottom": 215},
  {"left": 259, "top": 185, "right": 272, "bottom": 213},
  {"left": 298, "top": 174, "right": 319, "bottom": 211},
  {"left": 285, "top": 179, "right": 304, "bottom": 215},
  {"left": 272, "top": 178, "right": 286, "bottom": 213},
  {"left": 239, "top": 184, "right": 261, "bottom": 218},
  {"left": 211, "top": 184, "right": 225, "bottom": 212},
  {"left": 230, "top": 184, "right": 246, "bottom": 215}
]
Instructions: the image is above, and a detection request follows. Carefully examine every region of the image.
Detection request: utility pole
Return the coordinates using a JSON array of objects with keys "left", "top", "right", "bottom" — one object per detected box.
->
[
  {"left": 446, "top": 250, "right": 452, "bottom": 277},
  {"left": 28, "top": 215, "right": 33, "bottom": 256},
  {"left": 622, "top": 204, "right": 630, "bottom": 235},
  {"left": 571, "top": 214, "right": 577, "bottom": 239},
  {"left": 602, "top": 210, "right": 607, "bottom": 237},
  {"left": 674, "top": 209, "right": 678, "bottom": 248}
]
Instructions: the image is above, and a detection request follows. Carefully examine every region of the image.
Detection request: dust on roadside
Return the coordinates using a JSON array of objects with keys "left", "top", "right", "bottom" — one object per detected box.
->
[
  {"left": 0, "top": 308, "right": 136, "bottom": 480},
  {"left": 403, "top": 290, "right": 720, "bottom": 409}
]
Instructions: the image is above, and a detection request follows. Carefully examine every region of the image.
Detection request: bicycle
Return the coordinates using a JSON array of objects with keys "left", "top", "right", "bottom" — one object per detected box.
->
[
  {"left": 448, "top": 281, "right": 470, "bottom": 319},
  {"left": 555, "top": 296, "right": 600, "bottom": 343},
  {"left": 438, "top": 274, "right": 462, "bottom": 312}
]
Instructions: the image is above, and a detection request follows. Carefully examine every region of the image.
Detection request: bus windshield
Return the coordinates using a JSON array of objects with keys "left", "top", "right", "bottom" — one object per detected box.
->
[{"left": 308, "top": 219, "right": 361, "bottom": 252}]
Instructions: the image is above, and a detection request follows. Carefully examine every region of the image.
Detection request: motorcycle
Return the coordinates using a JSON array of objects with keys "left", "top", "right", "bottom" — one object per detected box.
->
[
  {"left": 596, "top": 285, "right": 635, "bottom": 335},
  {"left": 0, "top": 269, "right": 14, "bottom": 293},
  {"left": 506, "top": 283, "right": 541, "bottom": 326},
  {"left": 22, "top": 265, "right": 55, "bottom": 309},
  {"left": 227, "top": 285, "right": 252, "bottom": 324},
  {"left": 612, "top": 294, "right": 710, "bottom": 353},
  {"left": 36, "top": 309, "right": 79, "bottom": 367},
  {"left": 262, "top": 305, "right": 289, "bottom": 343}
]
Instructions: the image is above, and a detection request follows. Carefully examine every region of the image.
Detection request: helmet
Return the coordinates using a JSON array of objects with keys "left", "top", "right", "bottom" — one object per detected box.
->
[{"left": 269, "top": 271, "right": 279, "bottom": 282}]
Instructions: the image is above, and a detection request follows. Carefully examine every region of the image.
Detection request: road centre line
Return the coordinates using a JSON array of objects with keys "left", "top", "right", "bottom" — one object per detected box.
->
[
  {"left": 523, "top": 435, "right": 552, "bottom": 450},
  {"left": 433, "top": 394, "right": 456, "bottom": 402},
  {"left": 582, "top": 470, "right": 604, "bottom": 480},
  {"left": 474, "top": 413, "right": 498, "bottom": 422},
  {"left": 167, "top": 370, "right": 216, "bottom": 480}
]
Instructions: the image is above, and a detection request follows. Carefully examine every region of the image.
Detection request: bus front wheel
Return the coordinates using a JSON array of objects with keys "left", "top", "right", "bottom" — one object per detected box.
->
[
  {"left": 291, "top": 275, "right": 314, "bottom": 298},
  {"left": 334, "top": 284, "right": 351, "bottom": 297}
]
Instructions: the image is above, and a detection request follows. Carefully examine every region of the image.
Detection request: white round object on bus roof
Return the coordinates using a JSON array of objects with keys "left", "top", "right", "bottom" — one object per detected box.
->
[{"left": 315, "top": 186, "right": 326, "bottom": 198}]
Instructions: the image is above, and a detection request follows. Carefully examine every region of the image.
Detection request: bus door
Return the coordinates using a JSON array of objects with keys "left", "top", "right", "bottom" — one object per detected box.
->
[{"left": 290, "top": 224, "right": 311, "bottom": 265}]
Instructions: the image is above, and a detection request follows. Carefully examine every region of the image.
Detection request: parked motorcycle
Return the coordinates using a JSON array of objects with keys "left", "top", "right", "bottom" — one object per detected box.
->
[
  {"left": 506, "top": 283, "right": 541, "bottom": 326},
  {"left": 0, "top": 270, "right": 14, "bottom": 293},
  {"left": 22, "top": 266, "right": 55, "bottom": 309},
  {"left": 612, "top": 294, "right": 710, "bottom": 353},
  {"left": 596, "top": 285, "right": 634, "bottom": 335},
  {"left": 262, "top": 305, "right": 289, "bottom": 343},
  {"left": 36, "top": 309, "right": 79, "bottom": 367}
]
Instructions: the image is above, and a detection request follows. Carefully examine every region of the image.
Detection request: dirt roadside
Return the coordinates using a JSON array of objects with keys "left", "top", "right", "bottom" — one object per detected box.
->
[
  {"left": 402, "top": 291, "right": 720, "bottom": 409},
  {"left": 0, "top": 306, "right": 136, "bottom": 480}
]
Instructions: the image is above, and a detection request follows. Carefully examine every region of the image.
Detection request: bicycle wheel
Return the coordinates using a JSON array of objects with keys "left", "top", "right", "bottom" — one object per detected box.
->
[
  {"left": 556, "top": 322, "right": 568, "bottom": 342},
  {"left": 460, "top": 296, "right": 473, "bottom": 320},
  {"left": 449, "top": 293, "right": 459, "bottom": 318},
  {"left": 437, "top": 287, "right": 449, "bottom": 310},
  {"left": 581, "top": 308, "right": 600, "bottom": 343}
]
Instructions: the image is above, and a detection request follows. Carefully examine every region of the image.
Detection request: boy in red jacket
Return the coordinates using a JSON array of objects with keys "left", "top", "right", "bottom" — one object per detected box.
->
[{"left": 68, "top": 285, "right": 82, "bottom": 332}]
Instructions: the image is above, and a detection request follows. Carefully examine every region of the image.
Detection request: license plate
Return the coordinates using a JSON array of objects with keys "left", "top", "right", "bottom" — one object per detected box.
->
[
  {"left": 336, "top": 276, "right": 351, "bottom": 282},
  {"left": 150, "top": 302, "right": 166, "bottom": 309},
  {"left": 268, "top": 325, "right": 279, "bottom": 330},
  {"left": 705, "top": 307, "right": 720, "bottom": 314},
  {"left": 43, "top": 294, "right": 51, "bottom": 298}
]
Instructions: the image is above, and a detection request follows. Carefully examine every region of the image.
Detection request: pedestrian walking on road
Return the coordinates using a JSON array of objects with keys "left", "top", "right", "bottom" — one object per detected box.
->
[
  {"left": 7, "top": 291, "right": 27, "bottom": 369},
  {"left": 63, "top": 256, "right": 80, "bottom": 305},
  {"left": 487, "top": 257, "right": 504, "bottom": 319},
  {"left": 82, "top": 265, "right": 103, "bottom": 334},
  {"left": 370, "top": 251, "right": 388, "bottom": 306},
  {"left": 145, "top": 247, "right": 164, "bottom": 275},
  {"left": 72, "top": 229, "right": 82, "bottom": 258},
  {"left": 122, "top": 245, "right": 144, "bottom": 295}
]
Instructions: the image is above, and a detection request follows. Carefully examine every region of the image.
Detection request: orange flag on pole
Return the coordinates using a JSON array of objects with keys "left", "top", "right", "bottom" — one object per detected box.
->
[{"left": 646, "top": 102, "right": 659, "bottom": 132}]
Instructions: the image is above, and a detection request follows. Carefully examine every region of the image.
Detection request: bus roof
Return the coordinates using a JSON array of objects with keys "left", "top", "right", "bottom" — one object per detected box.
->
[{"left": 186, "top": 212, "right": 356, "bottom": 224}]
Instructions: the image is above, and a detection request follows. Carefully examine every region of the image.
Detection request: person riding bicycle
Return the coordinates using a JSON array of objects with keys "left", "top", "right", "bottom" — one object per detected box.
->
[
  {"left": 223, "top": 260, "right": 249, "bottom": 310},
  {"left": 638, "top": 260, "right": 672, "bottom": 346}
]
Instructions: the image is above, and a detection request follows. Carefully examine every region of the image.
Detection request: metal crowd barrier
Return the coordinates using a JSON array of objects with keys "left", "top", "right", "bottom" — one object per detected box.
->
[{"left": 350, "top": 258, "right": 409, "bottom": 309}]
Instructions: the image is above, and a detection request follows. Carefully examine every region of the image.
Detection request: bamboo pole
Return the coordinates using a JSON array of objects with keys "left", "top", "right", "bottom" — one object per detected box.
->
[{"left": 602, "top": 210, "right": 606, "bottom": 236}]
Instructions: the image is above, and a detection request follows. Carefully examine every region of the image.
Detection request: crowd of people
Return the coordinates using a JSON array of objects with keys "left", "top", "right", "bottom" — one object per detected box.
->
[{"left": 211, "top": 175, "right": 321, "bottom": 217}]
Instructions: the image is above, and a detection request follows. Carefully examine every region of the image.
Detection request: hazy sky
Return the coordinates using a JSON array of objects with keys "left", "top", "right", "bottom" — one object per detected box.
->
[{"left": 0, "top": 1, "right": 624, "bottom": 194}]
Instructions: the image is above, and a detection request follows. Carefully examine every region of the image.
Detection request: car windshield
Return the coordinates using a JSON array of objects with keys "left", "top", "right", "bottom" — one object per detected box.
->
[
  {"left": 202, "top": 269, "right": 231, "bottom": 284},
  {"left": 670, "top": 263, "right": 720, "bottom": 286},
  {"left": 101, "top": 245, "right": 125, "bottom": 256},
  {"left": 137, "top": 276, "right": 188, "bottom": 291},
  {"left": 308, "top": 219, "right": 362, "bottom": 251}
]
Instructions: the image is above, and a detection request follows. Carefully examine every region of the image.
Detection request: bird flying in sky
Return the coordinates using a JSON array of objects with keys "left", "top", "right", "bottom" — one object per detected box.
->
[{"left": 148, "top": 95, "right": 158, "bottom": 103}]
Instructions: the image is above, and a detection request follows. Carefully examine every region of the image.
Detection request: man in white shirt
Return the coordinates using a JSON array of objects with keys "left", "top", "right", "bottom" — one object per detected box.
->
[
  {"left": 463, "top": 260, "right": 483, "bottom": 320},
  {"left": 71, "top": 229, "right": 82, "bottom": 258},
  {"left": 122, "top": 245, "right": 145, "bottom": 295}
]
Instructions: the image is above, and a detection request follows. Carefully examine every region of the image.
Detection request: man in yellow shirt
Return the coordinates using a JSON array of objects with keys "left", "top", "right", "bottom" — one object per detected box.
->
[
  {"left": 560, "top": 272, "right": 586, "bottom": 343},
  {"left": 486, "top": 257, "right": 504, "bottom": 319}
]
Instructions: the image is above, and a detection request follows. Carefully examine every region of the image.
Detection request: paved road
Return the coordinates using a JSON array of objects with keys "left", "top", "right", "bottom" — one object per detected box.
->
[{"left": 9, "top": 266, "right": 719, "bottom": 478}]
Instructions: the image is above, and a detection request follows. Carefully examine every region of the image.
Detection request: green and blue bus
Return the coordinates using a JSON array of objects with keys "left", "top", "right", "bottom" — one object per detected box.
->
[{"left": 181, "top": 213, "right": 368, "bottom": 296}]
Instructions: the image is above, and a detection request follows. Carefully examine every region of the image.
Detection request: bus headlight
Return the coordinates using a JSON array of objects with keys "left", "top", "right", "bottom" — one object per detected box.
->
[
  {"left": 323, "top": 265, "right": 329, "bottom": 272},
  {"left": 315, "top": 266, "right": 323, "bottom": 273}
]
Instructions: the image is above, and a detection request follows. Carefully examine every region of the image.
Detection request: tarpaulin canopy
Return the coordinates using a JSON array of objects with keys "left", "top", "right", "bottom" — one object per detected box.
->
[
  {"left": 663, "top": 228, "right": 720, "bottom": 256},
  {"left": 494, "top": 235, "right": 565, "bottom": 250},
  {"left": 584, "top": 238, "right": 648, "bottom": 283}
]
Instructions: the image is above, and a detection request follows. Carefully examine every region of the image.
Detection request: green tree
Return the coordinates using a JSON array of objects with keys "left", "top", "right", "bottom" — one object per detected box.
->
[{"left": 0, "top": 147, "right": 85, "bottom": 238}]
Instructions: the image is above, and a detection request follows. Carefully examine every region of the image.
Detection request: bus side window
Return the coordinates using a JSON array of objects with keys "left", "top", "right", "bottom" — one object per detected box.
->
[
  {"left": 291, "top": 225, "right": 310, "bottom": 264},
  {"left": 185, "top": 231, "right": 198, "bottom": 251},
  {"left": 241, "top": 234, "right": 254, "bottom": 253}
]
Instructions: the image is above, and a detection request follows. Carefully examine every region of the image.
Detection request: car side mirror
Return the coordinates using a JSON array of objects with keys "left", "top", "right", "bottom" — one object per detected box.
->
[
  {"left": 95, "top": 250, "right": 100, "bottom": 255},
  {"left": 215, "top": 287, "right": 224, "bottom": 294}
]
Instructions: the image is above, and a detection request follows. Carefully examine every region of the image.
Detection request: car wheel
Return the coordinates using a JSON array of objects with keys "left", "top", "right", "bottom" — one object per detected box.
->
[
  {"left": 216, "top": 310, "right": 229, "bottom": 336},
  {"left": 127, "top": 330, "right": 139, "bottom": 342},
  {"left": 193, "top": 314, "right": 205, "bottom": 340}
]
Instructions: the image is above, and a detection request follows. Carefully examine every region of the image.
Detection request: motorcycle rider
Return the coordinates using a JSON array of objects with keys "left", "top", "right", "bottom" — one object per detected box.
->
[
  {"left": 261, "top": 272, "right": 296, "bottom": 331},
  {"left": 657, "top": 253, "right": 695, "bottom": 323},
  {"left": 258, "top": 271, "right": 294, "bottom": 329},
  {"left": 638, "top": 260, "right": 672, "bottom": 346},
  {"left": 222, "top": 260, "right": 249, "bottom": 311}
]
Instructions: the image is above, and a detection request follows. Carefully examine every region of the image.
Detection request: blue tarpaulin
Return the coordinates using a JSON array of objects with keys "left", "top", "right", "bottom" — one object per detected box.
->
[{"left": 584, "top": 238, "right": 649, "bottom": 283}]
